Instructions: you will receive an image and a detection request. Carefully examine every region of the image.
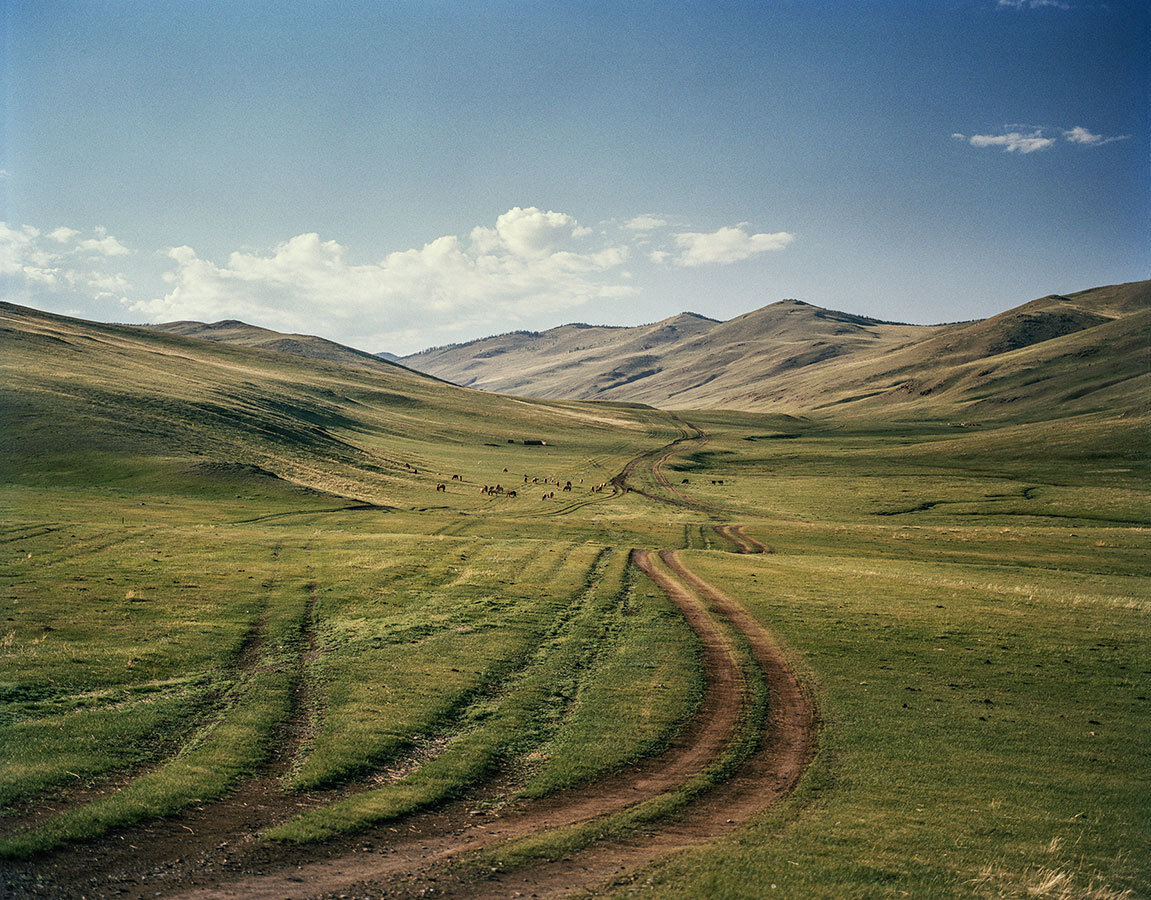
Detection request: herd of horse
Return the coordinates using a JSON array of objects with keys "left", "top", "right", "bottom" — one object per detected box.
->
[{"left": 430, "top": 470, "right": 612, "bottom": 502}]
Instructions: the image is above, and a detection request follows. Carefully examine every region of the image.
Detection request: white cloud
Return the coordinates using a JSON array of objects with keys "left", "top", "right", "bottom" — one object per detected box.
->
[
  {"left": 667, "top": 225, "right": 794, "bottom": 267},
  {"left": 966, "top": 129, "right": 1056, "bottom": 153},
  {"left": 624, "top": 214, "right": 669, "bottom": 232},
  {"left": 5, "top": 209, "right": 794, "bottom": 352},
  {"left": 493, "top": 206, "right": 592, "bottom": 258},
  {"left": 48, "top": 226, "right": 81, "bottom": 244},
  {"left": 77, "top": 226, "right": 133, "bottom": 256},
  {"left": 0, "top": 222, "right": 135, "bottom": 302},
  {"left": 959, "top": 124, "right": 1128, "bottom": 154},
  {"left": 1063, "top": 125, "right": 1127, "bottom": 146},
  {"left": 132, "top": 208, "right": 634, "bottom": 350}
]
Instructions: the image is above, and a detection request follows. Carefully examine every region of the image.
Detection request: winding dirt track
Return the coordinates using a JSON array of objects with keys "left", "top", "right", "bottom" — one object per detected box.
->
[
  {"left": 4, "top": 422, "right": 816, "bottom": 900},
  {"left": 714, "top": 524, "right": 773, "bottom": 555}
]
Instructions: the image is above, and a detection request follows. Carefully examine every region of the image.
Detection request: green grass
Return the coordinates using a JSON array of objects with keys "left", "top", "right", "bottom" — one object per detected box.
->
[
  {"left": 1, "top": 577, "right": 309, "bottom": 855},
  {"left": 473, "top": 551, "right": 768, "bottom": 870},
  {"left": 607, "top": 551, "right": 1148, "bottom": 899},
  {"left": 517, "top": 556, "right": 704, "bottom": 798},
  {"left": 588, "top": 409, "right": 1149, "bottom": 899},
  {"left": 285, "top": 538, "right": 594, "bottom": 790},
  {"left": 266, "top": 546, "right": 620, "bottom": 841}
]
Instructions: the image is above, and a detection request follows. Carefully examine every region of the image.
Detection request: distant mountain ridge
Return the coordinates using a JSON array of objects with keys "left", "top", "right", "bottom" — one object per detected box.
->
[
  {"left": 139, "top": 280, "right": 1149, "bottom": 419},
  {"left": 398, "top": 280, "right": 1149, "bottom": 417}
]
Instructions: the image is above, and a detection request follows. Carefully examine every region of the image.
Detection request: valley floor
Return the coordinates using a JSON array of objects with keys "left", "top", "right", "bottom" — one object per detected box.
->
[{"left": 2, "top": 410, "right": 1148, "bottom": 899}]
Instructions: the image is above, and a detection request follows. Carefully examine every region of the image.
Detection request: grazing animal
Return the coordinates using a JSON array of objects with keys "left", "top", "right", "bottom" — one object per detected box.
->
[
  {"left": 507, "top": 490, "right": 517, "bottom": 498},
  {"left": 562, "top": 481, "right": 572, "bottom": 492},
  {"left": 503, "top": 467, "right": 508, "bottom": 473},
  {"left": 711, "top": 479, "right": 724, "bottom": 485},
  {"left": 452, "top": 474, "right": 461, "bottom": 481},
  {"left": 682, "top": 478, "right": 690, "bottom": 484},
  {"left": 436, "top": 483, "right": 446, "bottom": 492}
]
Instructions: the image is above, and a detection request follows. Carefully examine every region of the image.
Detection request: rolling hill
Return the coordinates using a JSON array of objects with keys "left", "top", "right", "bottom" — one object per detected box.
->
[
  {"left": 400, "top": 280, "right": 1150, "bottom": 418},
  {"left": 149, "top": 318, "right": 417, "bottom": 376},
  {"left": 0, "top": 302, "right": 676, "bottom": 510}
]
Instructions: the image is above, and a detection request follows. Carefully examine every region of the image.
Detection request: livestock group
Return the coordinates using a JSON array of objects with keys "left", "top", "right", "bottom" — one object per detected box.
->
[{"left": 412, "top": 465, "right": 614, "bottom": 504}]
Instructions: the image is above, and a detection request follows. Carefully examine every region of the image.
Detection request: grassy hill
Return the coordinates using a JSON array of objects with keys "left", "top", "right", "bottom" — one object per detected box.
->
[
  {"left": 4, "top": 302, "right": 676, "bottom": 512},
  {"left": 401, "top": 311, "right": 719, "bottom": 396},
  {"left": 149, "top": 318, "right": 417, "bottom": 376},
  {"left": 401, "top": 280, "right": 1150, "bottom": 418}
]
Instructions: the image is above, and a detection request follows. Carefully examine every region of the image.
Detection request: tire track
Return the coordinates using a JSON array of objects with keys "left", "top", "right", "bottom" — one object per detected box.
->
[
  {"left": 156, "top": 544, "right": 815, "bottom": 900},
  {"left": 447, "top": 548, "right": 815, "bottom": 900},
  {"left": 2, "top": 572, "right": 323, "bottom": 894},
  {"left": 714, "top": 523, "right": 773, "bottom": 555},
  {"left": 0, "top": 579, "right": 275, "bottom": 843},
  {"left": 156, "top": 547, "right": 751, "bottom": 900},
  {"left": 7, "top": 419, "right": 817, "bottom": 900}
]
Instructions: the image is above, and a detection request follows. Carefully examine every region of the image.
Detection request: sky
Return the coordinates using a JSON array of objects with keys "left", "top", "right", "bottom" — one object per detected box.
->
[{"left": 2, "top": 0, "right": 1147, "bottom": 355}]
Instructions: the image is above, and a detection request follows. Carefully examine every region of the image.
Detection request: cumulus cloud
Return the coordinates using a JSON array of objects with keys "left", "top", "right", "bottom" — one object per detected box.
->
[
  {"left": 666, "top": 225, "right": 794, "bottom": 267},
  {"left": 624, "top": 214, "right": 669, "bottom": 232},
  {"left": 48, "top": 226, "right": 81, "bottom": 243},
  {"left": 77, "top": 227, "right": 132, "bottom": 256},
  {"left": 0, "top": 222, "right": 135, "bottom": 302},
  {"left": 132, "top": 208, "right": 633, "bottom": 350},
  {"left": 966, "top": 129, "right": 1056, "bottom": 153},
  {"left": 1063, "top": 125, "right": 1127, "bottom": 146},
  {"left": 491, "top": 206, "right": 592, "bottom": 257},
  {"left": 5, "top": 209, "right": 795, "bottom": 352}
]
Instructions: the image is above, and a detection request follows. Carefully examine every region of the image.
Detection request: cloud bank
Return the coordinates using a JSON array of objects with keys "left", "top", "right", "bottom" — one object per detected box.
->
[
  {"left": 131, "top": 209, "right": 793, "bottom": 349},
  {"left": 3, "top": 207, "right": 794, "bottom": 352},
  {"left": 0, "top": 223, "right": 134, "bottom": 302},
  {"left": 134, "top": 211, "right": 630, "bottom": 351}
]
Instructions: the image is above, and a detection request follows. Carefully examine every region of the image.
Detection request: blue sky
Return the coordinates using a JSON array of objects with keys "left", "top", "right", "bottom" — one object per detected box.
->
[{"left": 2, "top": 0, "right": 1146, "bottom": 353}]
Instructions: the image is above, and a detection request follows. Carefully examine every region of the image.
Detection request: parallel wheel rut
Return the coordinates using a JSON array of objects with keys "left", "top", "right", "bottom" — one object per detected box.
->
[{"left": 4, "top": 419, "right": 817, "bottom": 900}]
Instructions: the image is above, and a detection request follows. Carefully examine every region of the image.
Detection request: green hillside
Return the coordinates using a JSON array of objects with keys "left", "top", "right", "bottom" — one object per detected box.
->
[{"left": 3, "top": 301, "right": 678, "bottom": 512}]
